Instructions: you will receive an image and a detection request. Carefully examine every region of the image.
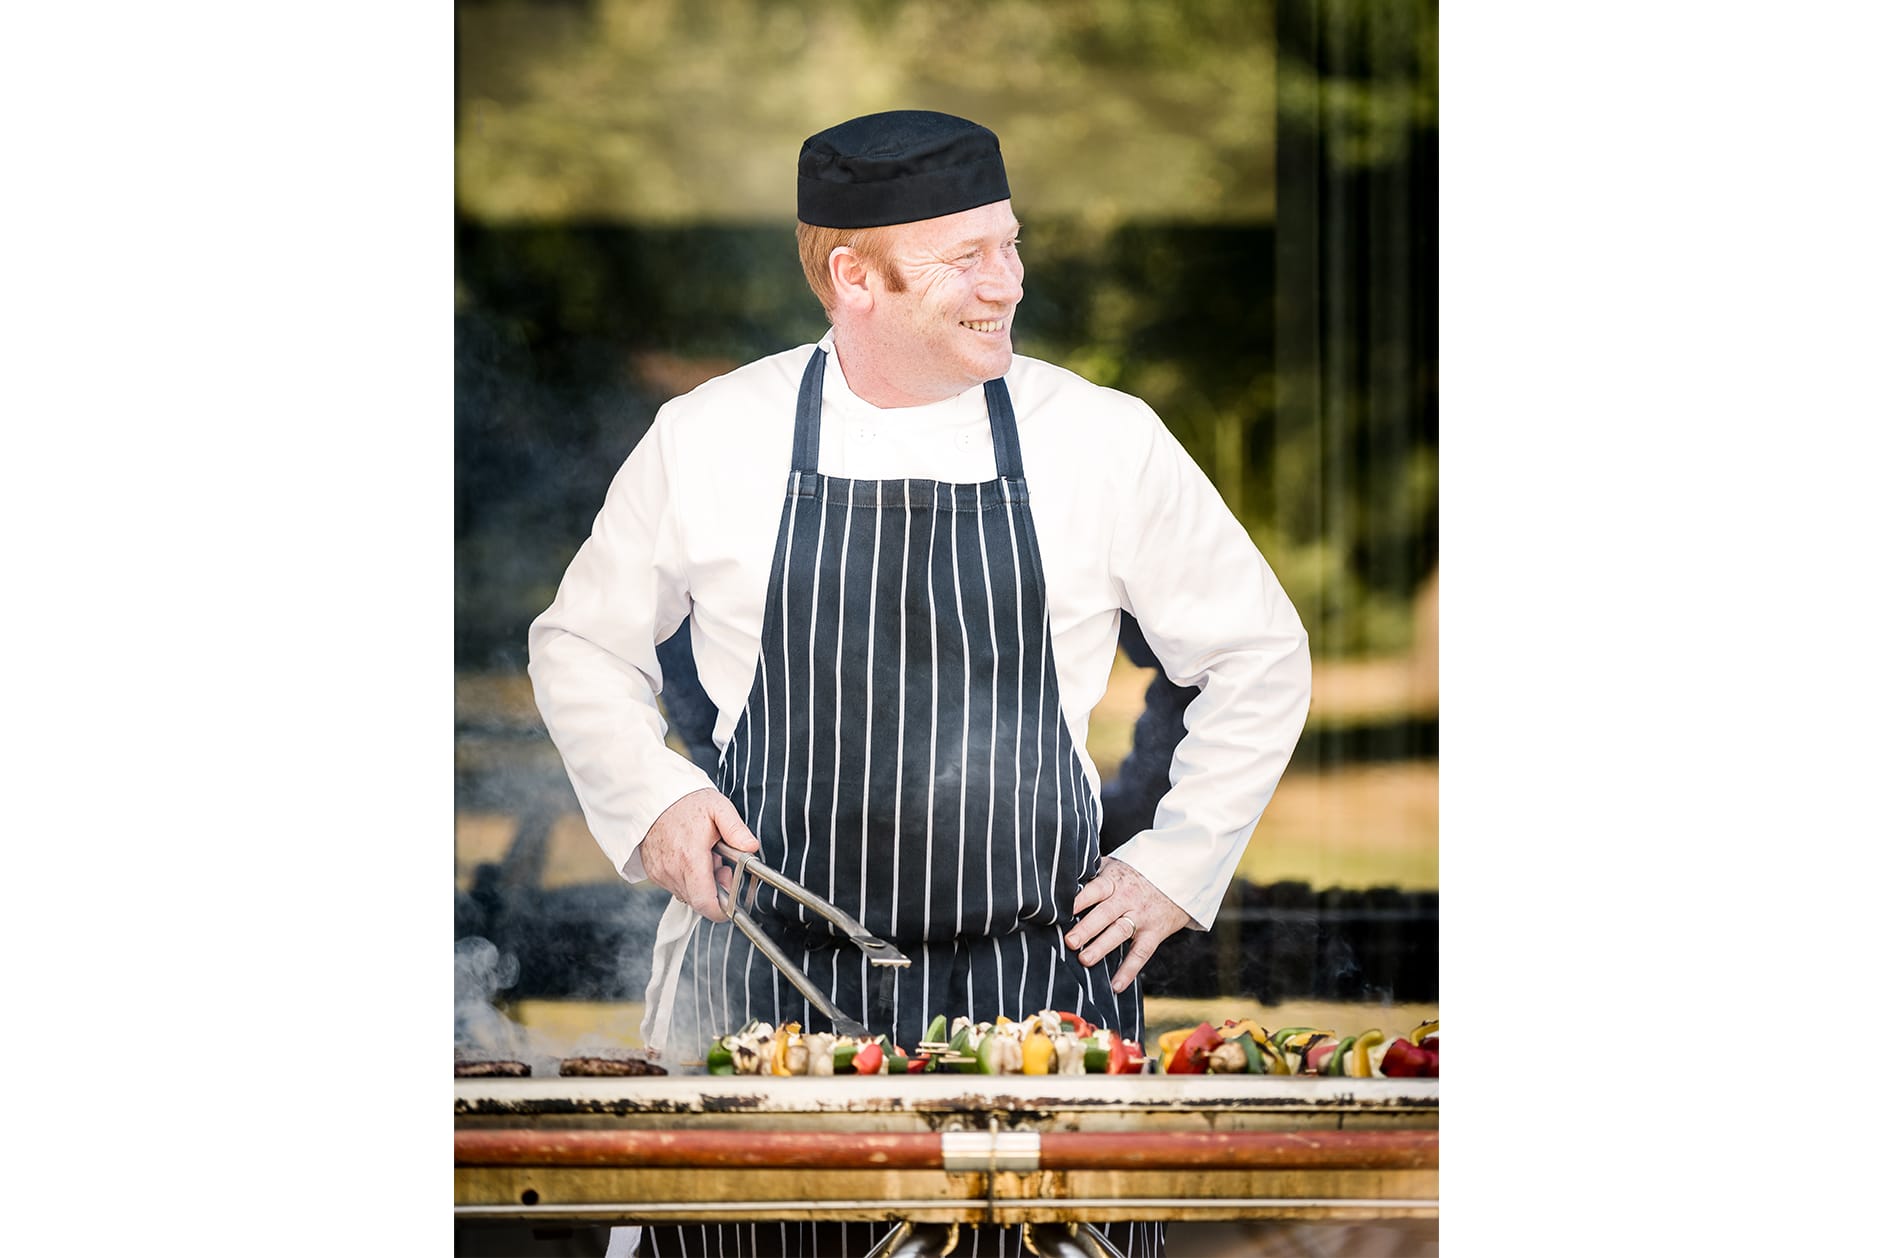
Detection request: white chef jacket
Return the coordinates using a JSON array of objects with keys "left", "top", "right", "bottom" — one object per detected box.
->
[{"left": 527, "top": 332, "right": 1311, "bottom": 932}]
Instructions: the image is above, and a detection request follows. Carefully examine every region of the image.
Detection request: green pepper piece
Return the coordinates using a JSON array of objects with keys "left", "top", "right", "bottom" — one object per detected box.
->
[
  {"left": 947, "top": 1024, "right": 980, "bottom": 1073},
  {"left": 1220, "top": 1031, "right": 1262, "bottom": 1074},
  {"left": 1326, "top": 1035, "right": 1358, "bottom": 1077},
  {"left": 1250, "top": 1032, "right": 1289, "bottom": 1075},
  {"left": 832, "top": 1044, "right": 857, "bottom": 1073},
  {"left": 923, "top": 1014, "right": 949, "bottom": 1045},
  {"left": 1083, "top": 1034, "right": 1111, "bottom": 1073},
  {"left": 1280, "top": 1029, "right": 1335, "bottom": 1072},
  {"left": 706, "top": 1040, "right": 735, "bottom": 1076}
]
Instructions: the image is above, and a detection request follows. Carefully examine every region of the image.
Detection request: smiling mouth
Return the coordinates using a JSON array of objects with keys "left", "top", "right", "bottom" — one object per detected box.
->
[{"left": 961, "top": 318, "right": 1007, "bottom": 333}]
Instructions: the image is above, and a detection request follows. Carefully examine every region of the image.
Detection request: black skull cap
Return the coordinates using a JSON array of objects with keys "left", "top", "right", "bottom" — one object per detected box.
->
[{"left": 798, "top": 110, "right": 1010, "bottom": 228}]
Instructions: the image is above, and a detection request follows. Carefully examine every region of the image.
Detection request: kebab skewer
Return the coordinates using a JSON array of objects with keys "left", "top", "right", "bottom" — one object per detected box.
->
[
  {"left": 703, "top": 1011, "right": 1437, "bottom": 1078},
  {"left": 706, "top": 1010, "right": 1149, "bottom": 1076},
  {"left": 1161, "top": 1017, "right": 1439, "bottom": 1077}
]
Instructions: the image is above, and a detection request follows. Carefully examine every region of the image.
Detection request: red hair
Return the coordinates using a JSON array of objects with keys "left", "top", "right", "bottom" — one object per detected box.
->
[{"left": 796, "top": 221, "right": 908, "bottom": 318}]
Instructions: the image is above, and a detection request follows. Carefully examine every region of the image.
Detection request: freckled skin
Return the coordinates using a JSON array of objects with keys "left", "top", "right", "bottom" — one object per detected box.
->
[{"left": 832, "top": 200, "right": 1025, "bottom": 409}]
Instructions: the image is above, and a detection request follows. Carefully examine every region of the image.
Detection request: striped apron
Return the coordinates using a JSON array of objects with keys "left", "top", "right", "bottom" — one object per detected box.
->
[{"left": 644, "top": 350, "right": 1160, "bottom": 1257}]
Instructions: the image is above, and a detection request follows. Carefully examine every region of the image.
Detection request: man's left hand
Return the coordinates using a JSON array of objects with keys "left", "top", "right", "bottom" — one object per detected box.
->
[{"left": 1064, "top": 856, "right": 1194, "bottom": 993}]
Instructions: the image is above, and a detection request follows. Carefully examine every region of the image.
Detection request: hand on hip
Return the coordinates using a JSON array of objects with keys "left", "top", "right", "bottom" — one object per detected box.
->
[{"left": 1065, "top": 856, "right": 1193, "bottom": 993}]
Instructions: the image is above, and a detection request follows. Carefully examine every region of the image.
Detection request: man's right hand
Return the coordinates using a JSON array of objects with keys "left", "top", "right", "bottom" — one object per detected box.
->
[{"left": 639, "top": 788, "right": 761, "bottom": 923}]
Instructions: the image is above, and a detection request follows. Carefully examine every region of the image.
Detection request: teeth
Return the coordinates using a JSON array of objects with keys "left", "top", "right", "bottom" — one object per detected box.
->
[{"left": 962, "top": 319, "right": 1005, "bottom": 333}]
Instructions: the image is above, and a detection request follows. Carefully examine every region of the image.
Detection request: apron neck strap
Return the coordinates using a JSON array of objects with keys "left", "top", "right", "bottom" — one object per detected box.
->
[
  {"left": 790, "top": 348, "right": 829, "bottom": 474},
  {"left": 790, "top": 349, "right": 1026, "bottom": 480},
  {"left": 983, "top": 375, "right": 1024, "bottom": 480}
]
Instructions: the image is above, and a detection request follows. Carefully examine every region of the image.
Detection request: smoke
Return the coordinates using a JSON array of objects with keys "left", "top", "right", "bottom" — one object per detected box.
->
[
  {"left": 453, "top": 935, "right": 572, "bottom": 1074},
  {"left": 1317, "top": 930, "right": 1367, "bottom": 1002},
  {"left": 454, "top": 934, "right": 665, "bottom": 1073}
]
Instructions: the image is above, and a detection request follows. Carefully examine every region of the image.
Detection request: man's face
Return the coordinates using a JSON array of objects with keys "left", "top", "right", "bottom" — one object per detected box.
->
[{"left": 856, "top": 200, "right": 1025, "bottom": 406}]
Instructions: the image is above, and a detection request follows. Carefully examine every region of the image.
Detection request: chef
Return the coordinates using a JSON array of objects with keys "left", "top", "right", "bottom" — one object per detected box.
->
[{"left": 528, "top": 110, "right": 1311, "bottom": 1258}]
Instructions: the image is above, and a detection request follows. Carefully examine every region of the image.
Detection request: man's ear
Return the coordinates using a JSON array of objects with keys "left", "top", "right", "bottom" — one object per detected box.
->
[{"left": 828, "top": 247, "right": 874, "bottom": 314}]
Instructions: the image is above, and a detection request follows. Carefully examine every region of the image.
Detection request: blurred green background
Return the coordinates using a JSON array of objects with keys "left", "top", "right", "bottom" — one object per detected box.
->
[{"left": 454, "top": 0, "right": 1438, "bottom": 1006}]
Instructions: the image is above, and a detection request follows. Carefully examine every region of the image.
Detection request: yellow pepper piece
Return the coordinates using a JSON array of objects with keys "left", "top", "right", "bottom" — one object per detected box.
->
[
  {"left": 770, "top": 1022, "right": 801, "bottom": 1076},
  {"left": 1410, "top": 1018, "right": 1438, "bottom": 1046},
  {"left": 1022, "top": 1028, "right": 1055, "bottom": 1075},
  {"left": 1350, "top": 1029, "right": 1385, "bottom": 1077}
]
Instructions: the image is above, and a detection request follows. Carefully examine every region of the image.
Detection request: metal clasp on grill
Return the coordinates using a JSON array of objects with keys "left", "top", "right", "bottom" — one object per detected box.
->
[{"left": 940, "top": 1128, "right": 1041, "bottom": 1174}]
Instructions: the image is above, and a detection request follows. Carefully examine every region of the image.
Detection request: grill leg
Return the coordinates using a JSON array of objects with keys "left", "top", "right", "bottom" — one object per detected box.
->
[
  {"left": 863, "top": 1220, "right": 960, "bottom": 1258},
  {"left": 1022, "top": 1223, "right": 1127, "bottom": 1258}
]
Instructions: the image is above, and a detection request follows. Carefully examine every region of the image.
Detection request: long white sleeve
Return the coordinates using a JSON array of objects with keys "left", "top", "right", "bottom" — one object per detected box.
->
[
  {"left": 526, "top": 408, "right": 718, "bottom": 880},
  {"left": 1100, "top": 402, "right": 1313, "bottom": 928},
  {"left": 525, "top": 342, "right": 1312, "bottom": 912}
]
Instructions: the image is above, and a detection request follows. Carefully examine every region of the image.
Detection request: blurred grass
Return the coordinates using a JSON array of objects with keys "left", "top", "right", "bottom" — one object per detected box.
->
[
  {"left": 1079, "top": 646, "right": 1436, "bottom": 891},
  {"left": 1233, "top": 763, "right": 1435, "bottom": 889}
]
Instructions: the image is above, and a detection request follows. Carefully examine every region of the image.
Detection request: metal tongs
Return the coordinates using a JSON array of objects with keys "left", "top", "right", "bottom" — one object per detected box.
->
[{"left": 713, "top": 841, "right": 910, "bottom": 1037}]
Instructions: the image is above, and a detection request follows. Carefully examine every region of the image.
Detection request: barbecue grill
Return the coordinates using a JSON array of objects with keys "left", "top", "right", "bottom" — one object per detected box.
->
[{"left": 455, "top": 1073, "right": 1437, "bottom": 1229}]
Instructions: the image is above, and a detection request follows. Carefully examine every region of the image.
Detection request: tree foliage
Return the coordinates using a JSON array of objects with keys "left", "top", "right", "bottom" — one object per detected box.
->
[{"left": 455, "top": 0, "right": 1437, "bottom": 665}]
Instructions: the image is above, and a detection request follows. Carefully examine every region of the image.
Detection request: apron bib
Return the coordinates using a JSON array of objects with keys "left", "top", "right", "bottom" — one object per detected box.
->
[{"left": 642, "top": 348, "right": 1159, "bottom": 1257}]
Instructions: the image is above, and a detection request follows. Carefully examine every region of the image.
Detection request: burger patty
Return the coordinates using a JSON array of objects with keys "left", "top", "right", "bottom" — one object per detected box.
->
[
  {"left": 558, "top": 1055, "right": 667, "bottom": 1077},
  {"left": 454, "top": 1060, "right": 532, "bottom": 1078}
]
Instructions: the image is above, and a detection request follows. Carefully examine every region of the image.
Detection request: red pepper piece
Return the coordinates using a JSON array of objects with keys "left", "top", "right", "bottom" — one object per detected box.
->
[
  {"left": 1104, "top": 1036, "right": 1151, "bottom": 1074},
  {"left": 1379, "top": 1037, "right": 1438, "bottom": 1078},
  {"left": 1057, "top": 1010, "right": 1094, "bottom": 1038},
  {"left": 1380, "top": 1037, "right": 1420, "bottom": 1077},
  {"left": 852, "top": 1042, "right": 884, "bottom": 1075},
  {"left": 1165, "top": 1022, "right": 1224, "bottom": 1075}
]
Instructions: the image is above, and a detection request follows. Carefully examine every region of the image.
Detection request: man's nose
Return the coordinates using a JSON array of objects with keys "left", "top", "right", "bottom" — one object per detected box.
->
[{"left": 977, "top": 257, "right": 1024, "bottom": 305}]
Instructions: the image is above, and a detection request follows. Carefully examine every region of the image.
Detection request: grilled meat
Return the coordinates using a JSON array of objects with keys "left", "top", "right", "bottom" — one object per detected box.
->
[
  {"left": 454, "top": 1060, "right": 532, "bottom": 1078},
  {"left": 558, "top": 1055, "right": 668, "bottom": 1077}
]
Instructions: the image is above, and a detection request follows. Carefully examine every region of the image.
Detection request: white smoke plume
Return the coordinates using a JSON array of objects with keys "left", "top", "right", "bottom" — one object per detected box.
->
[
  {"left": 454, "top": 935, "right": 563, "bottom": 1075},
  {"left": 454, "top": 935, "right": 665, "bottom": 1075}
]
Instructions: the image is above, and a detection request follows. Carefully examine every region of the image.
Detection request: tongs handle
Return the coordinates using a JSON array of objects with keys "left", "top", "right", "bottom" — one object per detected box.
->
[{"left": 713, "top": 841, "right": 910, "bottom": 969}]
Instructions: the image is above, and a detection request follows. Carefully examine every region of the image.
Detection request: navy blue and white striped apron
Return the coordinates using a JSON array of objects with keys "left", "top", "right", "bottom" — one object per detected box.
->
[{"left": 646, "top": 350, "right": 1160, "bottom": 1258}]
